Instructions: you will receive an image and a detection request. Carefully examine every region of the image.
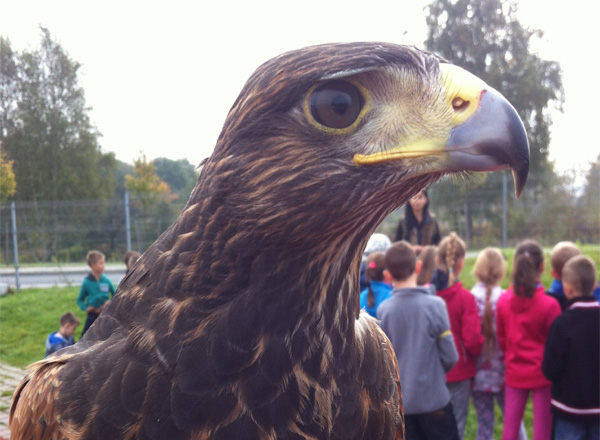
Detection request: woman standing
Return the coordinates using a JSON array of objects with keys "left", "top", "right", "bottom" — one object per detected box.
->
[{"left": 394, "top": 190, "right": 441, "bottom": 253}]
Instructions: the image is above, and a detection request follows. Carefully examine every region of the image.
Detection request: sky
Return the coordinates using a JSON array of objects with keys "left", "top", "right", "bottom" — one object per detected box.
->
[{"left": 1, "top": 0, "right": 598, "bottom": 179}]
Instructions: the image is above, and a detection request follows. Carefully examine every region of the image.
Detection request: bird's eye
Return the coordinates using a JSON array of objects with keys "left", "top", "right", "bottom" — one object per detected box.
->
[{"left": 309, "top": 81, "right": 365, "bottom": 129}]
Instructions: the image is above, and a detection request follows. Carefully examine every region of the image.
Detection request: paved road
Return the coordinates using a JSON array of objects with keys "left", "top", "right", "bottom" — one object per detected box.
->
[{"left": 0, "top": 265, "right": 126, "bottom": 291}]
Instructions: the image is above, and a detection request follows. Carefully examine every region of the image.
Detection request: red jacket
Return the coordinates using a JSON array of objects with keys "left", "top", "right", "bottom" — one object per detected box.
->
[
  {"left": 437, "top": 281, "right": 484, "bottom": 382},
  {"left": 497, "top": 284, "right": 561, "bottom": 389}
]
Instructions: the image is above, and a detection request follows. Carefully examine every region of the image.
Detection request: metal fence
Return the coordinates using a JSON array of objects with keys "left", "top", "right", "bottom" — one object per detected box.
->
[{"left": 1, "top": 171, "right": 598, "bottom": 290}]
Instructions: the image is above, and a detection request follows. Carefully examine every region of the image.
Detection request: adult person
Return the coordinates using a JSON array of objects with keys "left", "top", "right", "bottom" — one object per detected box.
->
[{"left": 394, "top": 190, "right": 441, "bottom": 253}]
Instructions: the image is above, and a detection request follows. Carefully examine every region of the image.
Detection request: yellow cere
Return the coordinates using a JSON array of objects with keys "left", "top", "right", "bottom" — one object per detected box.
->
[{"left": 439, "top": 63, "right": 487, "bottom": 125}]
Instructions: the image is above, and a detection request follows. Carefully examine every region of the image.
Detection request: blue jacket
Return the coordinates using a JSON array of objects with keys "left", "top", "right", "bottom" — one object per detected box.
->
[
  {"left": 547, "top": 279, "right": 600, "bottom": 310},
  {"left": 45, "top": 331, "right": 75, "bottom": 357},
  {"left": 359, "top": 280, "right": 392, "bottom": 318}
]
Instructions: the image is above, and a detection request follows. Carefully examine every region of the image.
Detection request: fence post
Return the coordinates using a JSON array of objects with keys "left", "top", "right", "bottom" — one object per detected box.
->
[
  {"left": 124, "top": 191, "right": 132, "bottom": 252},
  {"left": 11, "top": 201, "right": 20, "bottom": 292},
  {"left": 502, "top": 171, "right": 507, "bottom": 248}
]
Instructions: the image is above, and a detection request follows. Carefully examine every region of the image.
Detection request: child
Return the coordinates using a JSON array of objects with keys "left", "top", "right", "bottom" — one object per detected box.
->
[
  {"left": 359, "top": 252, "right": 392, "bottom": 318},
  {"left": 546, "top": 241, "right": 581, "bottom": 309},
  {"left": 416, "top": 245, "right": 437, "bottom": 287},
  {"left": 377, "top": 241, "right": 459, "bottom": 440},
  {"left": 432, "top": 232, "right": 483, "bottom": 440},
  {"left": 77, "top": 250, "right": 116, "bottom": 337},
  {"left": 547, "top": 241, "right": 600, "bottom": 308},
  {"left": 542, "top": 256, "right": 599, "bottom": 439},
  {"left": 471, "top": 247, "right": 527, "bottom": 440},
  {"left": 124, "top": 250, "right": 141, "bottom": 273},
  {"left": 45, "top": 312, "right": 80, "bottom": 357},
  {"left": 360, "top": 233, "right": 392, "bottom": 291},
  {"left": 496, "top": 239, "right": 561, "bottom": 440}
]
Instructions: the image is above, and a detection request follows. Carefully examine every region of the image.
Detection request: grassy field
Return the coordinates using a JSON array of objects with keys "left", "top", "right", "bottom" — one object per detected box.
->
[{"left": 1, "top": 246, "right": 598, "bottom": 437}]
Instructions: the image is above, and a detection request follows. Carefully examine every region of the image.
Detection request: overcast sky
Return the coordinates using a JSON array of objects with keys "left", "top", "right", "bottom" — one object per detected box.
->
[{"left": 1, "top": 0, "right": 598, "bottom": 178}]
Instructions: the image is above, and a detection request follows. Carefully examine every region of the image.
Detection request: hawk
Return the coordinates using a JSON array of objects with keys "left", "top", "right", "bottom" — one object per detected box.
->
[{"left": 10, "top": 42, "right": 528, "bottom": 440}]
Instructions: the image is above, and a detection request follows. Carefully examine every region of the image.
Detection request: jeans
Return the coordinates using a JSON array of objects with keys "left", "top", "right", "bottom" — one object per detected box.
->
[
  {"left": 554, "top": 417, "right": 599, "bottom": 440},
  {"left": 447, "top": 380, "right": 471, "bottom": 440},
  {"left": 405, "top": 402, "right": 460, "bottom": 440}
]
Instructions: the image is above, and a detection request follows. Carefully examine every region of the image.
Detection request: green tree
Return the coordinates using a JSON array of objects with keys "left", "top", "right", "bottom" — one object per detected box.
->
[
  {"left": 153, "top": 157, "right": 198, "bottom": 202},
  {"left": 0, "top": 143, "right": 16, "bottom": 202},
  {"left": 424, "top": 0, "right": 564, "bottom": 243},
  {"left": 1, "top": 27, "right": 116, "bottom": 202},
  {"left": 125, "top": 154, "right": 178, "bottom": 250}
]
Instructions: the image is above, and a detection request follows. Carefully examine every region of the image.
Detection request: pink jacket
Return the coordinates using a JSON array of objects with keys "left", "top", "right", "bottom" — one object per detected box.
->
[
  {"left": 437, "top": 281, "right": 484, "bottom": 382},
  {"left": 497, "top": 284, "right": 561, "bottom": 389}
]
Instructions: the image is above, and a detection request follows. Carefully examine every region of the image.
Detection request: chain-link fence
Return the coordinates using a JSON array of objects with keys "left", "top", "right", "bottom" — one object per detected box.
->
[{"left": 0, "top": 171, "right": 598, "bottom": 289}]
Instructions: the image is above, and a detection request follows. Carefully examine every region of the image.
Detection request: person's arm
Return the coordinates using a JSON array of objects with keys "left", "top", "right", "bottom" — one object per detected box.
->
[
  {"left": 77, "top": 282, "right": 88, "bottom": 312},
  {"left": 434, "top": 300, "right": 459, "bottom": 372},
  {"left": 542, "top": 320, "right": 565, "bottom": 381},
  {"left": 461, "top": 293, "right": 484, "bottom": 358},
  {"left": 431, "top": 218, "right": 441, "bottom": 245},
  {"left": 496, "top": 309, "right": 505, "bottom": 354},
  {"left": 394, "top": 220, "right": 404, "bottom": 242}
]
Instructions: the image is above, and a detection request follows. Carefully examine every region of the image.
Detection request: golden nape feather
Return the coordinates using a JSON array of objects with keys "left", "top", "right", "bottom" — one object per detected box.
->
[{"left": 10, "top": 42, "right": 528, "bottom": 440}]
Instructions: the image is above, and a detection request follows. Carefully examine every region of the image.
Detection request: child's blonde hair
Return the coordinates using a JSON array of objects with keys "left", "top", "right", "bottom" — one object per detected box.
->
[
  {"left": 550, "top": 241, "right": 580, "bottom": 279},
  {"left": 437, "top": 232, "right": 466, "bottom": 288},
  {"left": 473, "top": 247, "right": 506, "bottom": 361}
]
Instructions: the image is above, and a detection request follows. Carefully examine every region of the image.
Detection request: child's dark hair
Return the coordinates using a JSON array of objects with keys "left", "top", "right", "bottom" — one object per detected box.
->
[
  {"left": 513, "top": 239, "right": 544, "bottom": 298},
  {"left": 416, "top": 245, "right": 437, "bottom": 286},
  {"left": 436, "top": 232, "right": 466, "bottom": 288},
  {"left": 473, "top": 247, "right": 506, "bottom": 361},
  {"left": 385, "top": 241, "right": 416, "bottom": 282},
  {"left": 60, "top": 312, "right": 80, "bottom": 326},
  {"left": 365, "top": 252, "right": 386, "bottom": 308}
]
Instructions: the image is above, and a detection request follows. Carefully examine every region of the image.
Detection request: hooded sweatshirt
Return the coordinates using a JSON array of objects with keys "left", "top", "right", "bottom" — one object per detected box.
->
[
  {"left": 435, "top": 275, "right": 484, "bottom": 383},
  {"left": 497, "top": 284, "right": 561, "bottom": 389}
]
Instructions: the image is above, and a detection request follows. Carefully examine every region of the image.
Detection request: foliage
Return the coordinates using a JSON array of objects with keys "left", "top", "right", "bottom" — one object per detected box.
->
[
  {"left": 0, "top": 143, "right": 16, "bottom": 202},
  {"left": 125, "top": 153, "right": 176, "bottom": 212},
  {"left": 0, "top": 29, "right": 117, "bottom": 202},
  {"left": 153, "top": 157, "right": 198, "bottom": 203}
]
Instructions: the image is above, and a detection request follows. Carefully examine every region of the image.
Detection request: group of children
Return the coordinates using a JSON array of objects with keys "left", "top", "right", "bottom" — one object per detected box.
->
[
  {"left": 44, "top": 249, "right": 140, "bottom": 357},
  {"left": 361, "top": 234, "right": 599, "bottom": 440}
]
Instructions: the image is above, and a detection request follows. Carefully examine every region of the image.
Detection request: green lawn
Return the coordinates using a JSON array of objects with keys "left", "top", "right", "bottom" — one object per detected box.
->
[{"left": 0, "top": 286, "right": 86, "bottom": 367}]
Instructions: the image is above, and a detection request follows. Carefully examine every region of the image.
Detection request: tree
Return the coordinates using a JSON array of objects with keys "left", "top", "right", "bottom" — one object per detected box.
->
[
  {"left": 153, "top": 157, "right": 198, "bottom": 203},
  {"left": 424, "top": 0, "right": 564, "bottom": 243},
  {"left": 0, "top": 142, "right": 16, "bottom": 202},
  {"left": 125, "top": 153, "right": 177, "bottom": 250},
  {"left": 576, "top": 155, "right": 600, "bottom": 243},
  {"left": 1, "top": 27, "right": 117, "bottom": 202},
  {"left": 125, "top": 153, "right": 176, "bottom": 211}
]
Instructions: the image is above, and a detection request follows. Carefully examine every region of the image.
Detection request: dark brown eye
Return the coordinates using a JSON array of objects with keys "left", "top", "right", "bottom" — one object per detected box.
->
[{"left": 309, "top": 80, "right": 365, "bottom": 129}]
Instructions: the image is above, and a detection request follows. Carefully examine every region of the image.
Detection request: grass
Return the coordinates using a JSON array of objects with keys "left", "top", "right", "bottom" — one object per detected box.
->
[
  {"left": 0, "top": 286, "right": 86, "bottom": 367},
  {"left": 0, "top": 246, "right": 598, "bottom": 437}
]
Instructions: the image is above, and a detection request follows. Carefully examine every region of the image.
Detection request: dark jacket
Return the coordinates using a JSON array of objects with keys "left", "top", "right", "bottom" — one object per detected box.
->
[
  {"left": 394, "top": 212, "right": 440, "bottom": 245},
  {"left": 542, "top": 297, "right": 600, "bottom": 424}
]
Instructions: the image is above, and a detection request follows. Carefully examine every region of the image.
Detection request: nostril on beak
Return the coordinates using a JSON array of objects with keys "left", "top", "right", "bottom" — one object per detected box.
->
[{"left": 452, "top": 97, "right": 470, "bottom": 112}]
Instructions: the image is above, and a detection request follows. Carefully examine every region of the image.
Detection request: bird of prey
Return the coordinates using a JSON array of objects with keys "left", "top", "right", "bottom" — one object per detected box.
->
[{"left": 10, "top": 42, "right": 528, "bottom": 440}]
